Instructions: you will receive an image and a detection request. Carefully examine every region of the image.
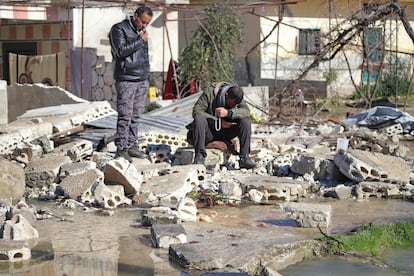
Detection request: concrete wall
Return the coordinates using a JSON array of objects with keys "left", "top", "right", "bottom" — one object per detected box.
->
[
  {"left": 7, "top": 83, "right": 87, "bottom": 123},
  {"left": 0, "top": 80, "right": 7, "bottom": 125}
]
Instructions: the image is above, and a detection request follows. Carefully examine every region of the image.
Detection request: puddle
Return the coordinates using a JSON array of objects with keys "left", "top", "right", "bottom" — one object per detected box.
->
[
  {"left": 279, "top": 256, "right": 405, "bottom": 276},
  {"left": 3, "top": 198, "right": 413, "bottom": 275}
]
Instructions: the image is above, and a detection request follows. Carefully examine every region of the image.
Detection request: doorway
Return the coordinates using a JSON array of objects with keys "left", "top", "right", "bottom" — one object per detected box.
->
[{"left": 2, "top": 42, "right": 37, "bottom": 85}]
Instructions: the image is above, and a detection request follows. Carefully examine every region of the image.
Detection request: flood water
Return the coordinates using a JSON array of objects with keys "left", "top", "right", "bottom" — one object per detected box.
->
[
  {"left": 0, "top": 198, "right": 413, "bottom": 275},
  {"left": 280, "top": 246, "right": 414, "bottom": 275}
]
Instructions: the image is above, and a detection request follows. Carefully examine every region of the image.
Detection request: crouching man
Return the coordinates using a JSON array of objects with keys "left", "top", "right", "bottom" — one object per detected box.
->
[{"left": 187, "top": 82, "right": 256, "bottom": 169}]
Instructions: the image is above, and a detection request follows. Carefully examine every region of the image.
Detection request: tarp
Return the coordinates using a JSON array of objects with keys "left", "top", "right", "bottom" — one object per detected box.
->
[{"left": 342, "top": 106, "right": 414, "bottom": 134}]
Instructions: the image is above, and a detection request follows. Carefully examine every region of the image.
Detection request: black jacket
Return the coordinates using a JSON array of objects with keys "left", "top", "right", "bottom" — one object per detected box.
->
[{"left": 109, "top": 16, "right": 150, "bottom": 82}]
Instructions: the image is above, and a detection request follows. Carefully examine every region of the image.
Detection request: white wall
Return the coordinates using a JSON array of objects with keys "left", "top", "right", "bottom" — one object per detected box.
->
[
  {"left": 259, "top": 13, "right": 414, "bottom": 96},
  {"left": 72, "top": 7, "right": 178, "bottom": 72}
]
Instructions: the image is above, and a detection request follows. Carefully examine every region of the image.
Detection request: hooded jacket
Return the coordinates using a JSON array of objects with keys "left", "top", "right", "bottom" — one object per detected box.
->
[
  {"left": 192, "top": 82, "right": 250, "bottom": 121},
  {"left": 109, "top": 16, "right": 150, "bottom": 82}
]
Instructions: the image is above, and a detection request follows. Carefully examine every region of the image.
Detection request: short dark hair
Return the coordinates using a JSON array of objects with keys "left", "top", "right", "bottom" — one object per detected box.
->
[
  {"left": 135, "top": 5, "right": 153, "bottom": 17},
  {"left": 227, "top": 85, "right": 244, "bottom": 104}
]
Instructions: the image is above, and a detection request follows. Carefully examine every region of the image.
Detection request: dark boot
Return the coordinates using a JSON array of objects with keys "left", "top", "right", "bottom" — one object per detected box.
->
[
  {"left": 115, "top": 148, "right": 133, "bottom": 163},
  {"left": 239, "top": 156, "right": 256, "bottom": 169},
  {"left": 193, "top": 154, "right": 205, "bottom": 165},
  {"left": 128, "top": 144, "right": 148, "bottom": 159}
]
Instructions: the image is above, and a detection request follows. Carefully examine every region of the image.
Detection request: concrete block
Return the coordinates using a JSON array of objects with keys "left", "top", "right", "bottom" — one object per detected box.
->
[
  {"left": 176, "top": 197, "right": 197, "bottom": 222},
  {"left": 290, "top": 155, "right": 321, "bottom": 176},
  {"left": 271, "top": 153, "right": 297, "bottom": 177},
  {"left": 25, "top": 155, "right": 72, "bottom": 188},
  {"left": 334, "top": 149, "right": 410, "bottom": 184},
  {"left": 59, "top": 161, "right": 97, "bottom": 180},
  {"left": 147, "top": 143, "right": 171, "bottom": 163},
  {"left": 236, "top": 175, "right": 306, "bottom": 202},
  {"left": 140, "top": 169, "right": 198, "bottom": 208},
  {"left": 172, "top": 147, "right": 194, "bottom": 165},
  {"left": 0, "top": 158, "right": 26, "bottom": 201},
  {"left": 356, "top": 181, "right": 400, "bottom": 199},
  {"left": 282, "top": 202, "right": 332, "bottom": 228},
  {"left": 104, "top": 158, "right": 143, "bottom": 196},
  {"left": 2, "top": 214, "right": 39, "bottom": 240},
  {"left": 151, "top": 224, "right": 187, "bottom": 248},
  {"left": 162, "top": 164, "right": 208, "bottom": 182},
  {"left": 52, "top": 139, "right": 94, "bottom": 161},
  {"left": 140, "top": 132, "right": 189, "bottom": 153},
  {"left": 0, "top": 240, "right": 31, "bottom": 262},
  {"left": 81, "top": 181, "right": 130, "bottom": 209},
  {"left": 58, "top": 169, "right": 103, "bottom": 199},
  {"left": 141, "top": 206, "right": 180, "bottom": 226}
]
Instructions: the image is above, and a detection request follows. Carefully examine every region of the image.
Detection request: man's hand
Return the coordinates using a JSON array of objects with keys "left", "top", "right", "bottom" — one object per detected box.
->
[
  {"left": 140, "top": 30, "right": 149, "bottom": 42},
  {"left": 215, "top": 107, "right": 228, "bottom": 118}
]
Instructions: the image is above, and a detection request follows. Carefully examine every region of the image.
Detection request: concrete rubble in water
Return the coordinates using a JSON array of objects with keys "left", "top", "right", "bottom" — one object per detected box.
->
[{"left": 0, "top": 83, "right": 414, "bottom": 273}]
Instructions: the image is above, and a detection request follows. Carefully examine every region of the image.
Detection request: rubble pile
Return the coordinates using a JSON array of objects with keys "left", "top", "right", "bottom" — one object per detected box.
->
[{"left": 1, "top": 95, "right": 414, "bottom": 273}]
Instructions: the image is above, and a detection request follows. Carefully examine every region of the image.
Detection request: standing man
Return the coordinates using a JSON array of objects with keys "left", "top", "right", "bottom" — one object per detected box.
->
[
  {"left": 109, "top": 5, "right": 153, "bottom": 162},
  {"left": 188, "top": 82, "right": 257, "bottom": 169}
]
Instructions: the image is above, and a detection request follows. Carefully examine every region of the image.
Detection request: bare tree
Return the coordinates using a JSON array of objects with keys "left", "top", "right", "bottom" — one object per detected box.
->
[{"left": 266, "top": 1, "right": 414, "bottom": 122}]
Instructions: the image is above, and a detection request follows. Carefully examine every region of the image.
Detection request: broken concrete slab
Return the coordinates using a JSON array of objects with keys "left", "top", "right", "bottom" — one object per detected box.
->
[
  {"left": 58, "top": 169, "right": 104, "bottom": 199},
  {"left": 104, "top": 158, "right": 143, "bottom": 196},
  {"left": 141, "top": 207, "right": 180, "bottom": 226},
  {"left": 2, "top": 214, "right": 39, "bottom": 240},
  {"left": 161, "top": 164, "right": 209, "bottom": 182},
  {"left": 51, "top": 139, "right": 94, "bottom": 162},
  {"left": 176, "top": 197, "right": 198, "bottom": 222},
  {"left": 139, "top": 169, "right": 199, "bottom": 208},
  {"left": 0, "top": 100, "right": 115, "bottom": 155},
  {"left": 136, "top": 162, "right": 171, "bottom": 181},
  {"left": 0, "top": 158, "right": 26, "bottom": 201},
  {"left": 6, "top": 83, "right": 88, "bottom": 123},
  {"left": 25, "top": 155, "right": 72, "bottom": 188},
  {"left": 172, "top": 147, "right": 194, "bottom": 165},
  {"left": 147, "top": 143, "right": 171, "bottom": 163},
  {"left": 281, "top": 202, "right": 332, "bottom": 228},
  {"left": 356, "top": 181, "right": 400, "bottom": 199},
  {"left": 0, "top": 240, "right": 31, "bottom": 262},
  {"left": 81, "top": 181, "right": 130, "bottom": 208},
  {"left": 151, "top": 224, "right": 187, "bottom": 248},
  {"left": 334, "top": 149, "right": 410, "bottom": 184},
  {"left": 233, "top": 175, "right": 306, "bottom": 202},
  {"left": 169, "top": 223, "right": 322, "bottom": 273},
  {"left": 59, "top": 161, "right": 97, "bottom": 180}
]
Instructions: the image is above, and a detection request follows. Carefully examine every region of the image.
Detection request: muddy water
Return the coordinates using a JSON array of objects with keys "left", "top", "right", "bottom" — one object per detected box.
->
[
  {"left": 280, "top": 246, "right": 414, "bottom": 275},
  {"left": 1, "top": 198, "right": 413, "bottom": 275}
]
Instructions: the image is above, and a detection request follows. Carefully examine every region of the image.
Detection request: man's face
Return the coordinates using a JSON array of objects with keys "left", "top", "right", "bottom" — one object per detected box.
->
[
  {"left": 225, "top": 94, "right": 237, "bottom": 108},
  {"left": 134, "top": 12, "right": 152, "bottom": 31}
]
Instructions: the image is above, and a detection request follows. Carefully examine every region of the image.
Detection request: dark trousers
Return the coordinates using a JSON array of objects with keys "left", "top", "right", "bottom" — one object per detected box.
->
[
  {"left": 191, "top": 115, "right": 252, "bottom": 157},
  {"left": 115, "top": 80, "right": 148, "bottom": 149}
]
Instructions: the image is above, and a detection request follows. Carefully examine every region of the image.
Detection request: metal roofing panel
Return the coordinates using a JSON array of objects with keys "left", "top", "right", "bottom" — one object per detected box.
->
[{"left": 85, "top": 92, "right": 201, "bottom": 135}]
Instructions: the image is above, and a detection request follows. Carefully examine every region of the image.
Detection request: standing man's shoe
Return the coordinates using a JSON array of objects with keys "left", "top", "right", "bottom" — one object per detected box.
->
[
  {"left": 193, "top": 154, "right": 205, "bottom": 165},
  {"left": 115, "top": 148, "right": 133, "bottom": 163},
  {"left": 239, "top": 156, "right": 256, "bottom": 169},
  {"left": 128, "top": 144, "right": 148, "bottom": 159}
]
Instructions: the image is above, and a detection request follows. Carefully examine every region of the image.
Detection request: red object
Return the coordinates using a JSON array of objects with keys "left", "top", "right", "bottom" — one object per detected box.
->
[
  {"left": 189, "top": 79, "right": 195, "bottom": 95},
  {"left": 163, "top": 59, "right": 177, "bottom": 100}
]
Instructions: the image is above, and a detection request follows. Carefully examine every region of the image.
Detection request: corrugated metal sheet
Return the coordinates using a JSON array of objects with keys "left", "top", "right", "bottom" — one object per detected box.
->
[{"left": 86, "top": 92, "right": 201, "bottom": 135}]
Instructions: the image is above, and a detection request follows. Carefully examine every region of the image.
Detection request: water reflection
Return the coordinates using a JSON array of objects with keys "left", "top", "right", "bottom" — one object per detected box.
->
[
  {"left": 382, "top": 246, "right": 414, "bottom": 274},
  {"left": 280, "top": 256, "right": 405, "bottom": 276},
  {"left": 5, "top": 199, "right": 414, "bottom": 275}
]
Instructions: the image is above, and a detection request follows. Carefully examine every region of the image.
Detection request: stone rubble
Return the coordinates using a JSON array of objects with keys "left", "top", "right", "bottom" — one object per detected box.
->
[{"left": 1, "top": 96, "right": 414, "bottom": 273}]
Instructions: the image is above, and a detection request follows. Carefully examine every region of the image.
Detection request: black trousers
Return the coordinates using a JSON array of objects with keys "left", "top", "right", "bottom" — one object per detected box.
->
[{"left": 190, "top": 115, "right": 252, "bottom": 157}]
